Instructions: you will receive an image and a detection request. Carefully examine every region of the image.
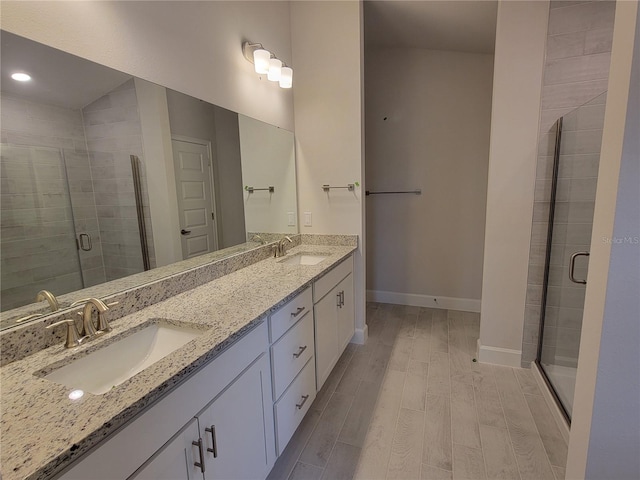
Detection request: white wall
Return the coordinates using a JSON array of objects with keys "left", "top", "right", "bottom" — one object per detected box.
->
[
  {"left": 365, "top": 48, "right": 493, "bottom": 312},
  {"left": 238, "top": 116, "right": 297, "bottom": 235},
  {"left": 567, "top": 1, "right": 640, "bottom": 477},
  {"left": 0, "top": 1, "right": 294, "bottom": 130},
  {"left": 291, "top": 1, "right": 367, "bottom": 343},
  {"left": 135, "top": 79, "right": 182, "bottom": 267},
  {"left": 478, "top": 0, "right": 549, "bottom": 367}
]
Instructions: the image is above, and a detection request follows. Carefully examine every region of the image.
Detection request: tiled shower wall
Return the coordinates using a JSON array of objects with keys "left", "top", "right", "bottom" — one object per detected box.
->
[
  {"left": 81, "top": 79, "right": 156, "bottom": 282},
  {"left": 0, "top": 93, "right": 106, "bottom": 310},
  {"left": 521, "top": 0, "right": 616, "bottom": 366}
]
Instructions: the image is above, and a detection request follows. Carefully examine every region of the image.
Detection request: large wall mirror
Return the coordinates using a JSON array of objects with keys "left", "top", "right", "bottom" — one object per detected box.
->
[{"left": 0, "top": 31, "right": 298, "bottom": 329}]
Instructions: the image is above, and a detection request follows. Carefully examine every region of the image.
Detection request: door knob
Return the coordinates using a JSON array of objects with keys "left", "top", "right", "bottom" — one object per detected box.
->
[{"left": 181, "top": 229, "right": 191, "bottom": 235}]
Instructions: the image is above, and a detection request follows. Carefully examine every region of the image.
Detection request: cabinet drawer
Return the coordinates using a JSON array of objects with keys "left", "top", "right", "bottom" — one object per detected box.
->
[
  {"left": 270, "top": 286, "right": 313, "bottom": 342},
  {"left": 313, "top": 255, "right": 353, "bottom": 303},
  {"left": 271, "top": 312, "right": 315, "bottom": 399},
  {"left": 274, "top": 358, "right": 316, "bottom": 456}
]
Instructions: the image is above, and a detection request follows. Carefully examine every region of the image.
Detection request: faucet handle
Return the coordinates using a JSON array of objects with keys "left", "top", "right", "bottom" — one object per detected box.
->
[
  {"left": 46, "top": 319, "right": 84, "bottom": 349},
  {"left": 15, "top": 313, "right": 44, "bottom": 324},
  {"left": 96, "top": 311, "right": 112, "bottom": 333},
  {"left": 95, "top": 300, "right": 115, "bottom": 333}
]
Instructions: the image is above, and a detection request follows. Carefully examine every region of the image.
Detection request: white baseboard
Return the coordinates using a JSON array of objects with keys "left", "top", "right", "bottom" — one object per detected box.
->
[
  {"left": 351, "top": 324, "right": 368, "bottom": 345},
  {"left": 477, "top": 339, "right": 522, "bottom": 367},
  {"left": 366, "top": 290, "right": 481, "bottom": 313},
  {"left": 531, "top": 361, "right": 570, "bottom": 443}
]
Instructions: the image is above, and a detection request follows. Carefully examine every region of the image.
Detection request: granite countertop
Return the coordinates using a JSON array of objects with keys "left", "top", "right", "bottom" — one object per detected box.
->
[{"left": 0, "top": 243, "right": 356, "bottom": 480}]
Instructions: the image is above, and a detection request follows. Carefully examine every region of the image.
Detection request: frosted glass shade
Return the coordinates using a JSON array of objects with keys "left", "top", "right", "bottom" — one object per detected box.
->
[
  {"left": 253, "top": 49, "right": 271, "bottom": 74},
  {"left": 267, "top": 58, "right": 282, "bottom": 82},
  {"left": 279, "top": 67, "right": 293, "bottom": 88}
]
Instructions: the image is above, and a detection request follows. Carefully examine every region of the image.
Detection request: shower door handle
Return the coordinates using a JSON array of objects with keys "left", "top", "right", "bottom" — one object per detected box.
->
[
  {"left": 78, "top": 233, "right": 92, "bottom": 251},
  {"left": 569, "top": 251, "right": 590, "bottom": 284}
]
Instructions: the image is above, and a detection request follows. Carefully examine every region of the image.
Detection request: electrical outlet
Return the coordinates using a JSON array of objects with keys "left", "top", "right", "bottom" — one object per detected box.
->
[
  {"left": 304, "top": 212, "right": 312, "bottom": 227},
  {"left": 287, "top": 212, "right": 296, "bottom": 226}
]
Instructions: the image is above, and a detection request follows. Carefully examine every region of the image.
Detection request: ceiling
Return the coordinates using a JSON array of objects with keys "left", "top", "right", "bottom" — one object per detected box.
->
[
  {"left": 1, "top": 30, "right": 131, "bottom": 109},
  {"left": 365, "top": 0, "right": 498, "bottom": 54}
]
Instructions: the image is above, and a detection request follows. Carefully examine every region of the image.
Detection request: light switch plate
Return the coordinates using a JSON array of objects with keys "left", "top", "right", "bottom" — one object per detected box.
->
[
  {"left": 287, "top": 212, "right": 296, "bottom": 226},
  {"left": 304, "top": 212, "right": 312, "bottom": 227}
]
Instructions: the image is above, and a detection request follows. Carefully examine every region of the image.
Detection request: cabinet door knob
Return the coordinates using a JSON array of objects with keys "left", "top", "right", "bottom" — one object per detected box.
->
[
  {"left": 293, "top": 345, "right": 308, "bottom": 358},
  {"left": 291, "top": 306, "right": 306, "bottom": 318},
  {"left": 205, "top": 425, "right": 218, "bottom": 458},
  {"left": 192, "top": 438, "right": 206, "bottom": 473},
  {"left": 296, "top": 394, "right": 310, "bottom": 410},
  {"left": 181, "top": 229, "right": 191, "bottom": 235}
]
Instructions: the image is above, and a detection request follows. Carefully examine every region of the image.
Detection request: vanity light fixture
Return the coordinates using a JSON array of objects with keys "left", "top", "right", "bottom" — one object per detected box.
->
[
  {"left": 279, "top": 67, "right": 293, "bottom": 89},
  {"left": 11, "top": 72, "right": 31, "bottom": 82},
  {"left": 253, "top": 48, "right": 271, "bottom": 74},
  {"left": 242, "top": 41, "right": 292, "bottom": 89},
  {"left": 267, "top": 58, "right": 282, "bottom": 82}
]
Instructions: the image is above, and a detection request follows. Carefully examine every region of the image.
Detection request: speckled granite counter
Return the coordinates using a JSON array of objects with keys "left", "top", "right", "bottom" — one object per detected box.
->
[{"left": 0, "top": 242, "right": 356, "bottom": 480}]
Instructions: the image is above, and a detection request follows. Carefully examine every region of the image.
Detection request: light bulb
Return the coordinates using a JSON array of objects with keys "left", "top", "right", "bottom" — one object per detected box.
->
[
  {"left": 253, "top": 49, "right": 271, "bottom": 74},
  {"left": 267, "top": 58, "right": 282, "bottom": 82},
  {"left": 279, "top": 67, "right": 293, "bottom": 88}
]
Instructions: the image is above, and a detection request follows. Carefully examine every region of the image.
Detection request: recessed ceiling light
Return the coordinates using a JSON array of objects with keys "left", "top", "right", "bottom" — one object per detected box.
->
[{"left": 11, "top": 72, "right": 31, "bottom": 82}]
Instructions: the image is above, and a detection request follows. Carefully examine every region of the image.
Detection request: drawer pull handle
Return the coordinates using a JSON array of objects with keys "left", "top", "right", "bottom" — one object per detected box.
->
[
  {"left": 293, "top": 345, "right": 308, "bottom": 358},
  {"left": 205, "top": 425, "right": 218, "bottom": 458},
  {"left": 340, "top": 291, "right": 345, "bottom": 307},
  {"left": 337, "top": 292, "right": 342, "bottom": 308},
  {"left": 296, "top": 394, "right": 310, "bottom": 409},
  {"left": 192, "top": 438, "right": 206, "bottom": 473},
  {"left": 291, "top": 306, "right": 306, "bottom": 318}
]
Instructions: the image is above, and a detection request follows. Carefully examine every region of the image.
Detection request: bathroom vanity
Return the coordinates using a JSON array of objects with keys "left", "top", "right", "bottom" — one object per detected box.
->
[{"left": 0, "top": 238, "right": 357, "bottom": 480}]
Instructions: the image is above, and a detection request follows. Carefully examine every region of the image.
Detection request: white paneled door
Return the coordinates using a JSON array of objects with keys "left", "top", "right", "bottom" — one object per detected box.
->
[{"left": 172, "top": 139, "right": 218, "bottom": 259}]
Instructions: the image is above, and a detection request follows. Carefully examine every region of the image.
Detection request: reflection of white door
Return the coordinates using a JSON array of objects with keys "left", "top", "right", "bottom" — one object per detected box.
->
[{"left": 172, "top": 139, "right": 217, "bottom": 259}]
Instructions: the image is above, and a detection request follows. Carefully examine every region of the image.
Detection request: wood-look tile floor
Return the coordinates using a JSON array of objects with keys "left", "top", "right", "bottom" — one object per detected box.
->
[{"left": 267, "top": 303, "right": 568, "bottom": 480}]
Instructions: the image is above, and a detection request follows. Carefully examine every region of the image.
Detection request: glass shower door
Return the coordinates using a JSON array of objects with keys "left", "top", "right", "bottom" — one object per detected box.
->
[{"left": 537, "top": 92, "right": 607, "bottom": 421}]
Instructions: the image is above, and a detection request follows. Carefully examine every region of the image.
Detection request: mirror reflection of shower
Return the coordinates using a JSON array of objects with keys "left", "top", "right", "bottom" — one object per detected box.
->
[{"left": 1, "top": 145, "right": 87, "bottom": 311}]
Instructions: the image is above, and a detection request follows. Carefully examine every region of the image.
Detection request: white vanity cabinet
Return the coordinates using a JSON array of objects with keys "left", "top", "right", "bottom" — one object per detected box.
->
[
  {"left": 313, "top": 256, "right": 354, "bottom": 391},
  {"left": 129, "top": 419, "right": 202, "bottom": 480},
  {"left": 268, "top": 286, "right": 317, "bottom": 455},
  {"left": 57, "top": 323, "right": 275, "bottom": 480},
  {"left": 132, "top": 354, "right": 273, "bottom": 480}
]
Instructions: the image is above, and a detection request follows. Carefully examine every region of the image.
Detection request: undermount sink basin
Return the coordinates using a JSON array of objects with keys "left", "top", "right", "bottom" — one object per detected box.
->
[
  {"left": 279, "top": 253, "right": 328, "bottom": 266},
  {"left": 40, "top": 321, "right": 204, "bottom": 395}
]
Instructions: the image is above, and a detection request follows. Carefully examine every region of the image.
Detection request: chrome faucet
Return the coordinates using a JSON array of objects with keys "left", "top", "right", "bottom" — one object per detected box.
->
[
  {"left": 274, "top": 236, "right": 293, "bottom": 257},
  {"left": 35, "top": 290, "right": 60, "bottom": 312}
]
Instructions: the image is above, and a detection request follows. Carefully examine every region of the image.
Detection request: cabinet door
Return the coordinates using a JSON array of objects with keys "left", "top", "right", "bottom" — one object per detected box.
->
[
  {"left": 198, "top": 354, "right": 274, "bottom": 480},
  {"left": 314, "top": 286, "right": 340, "bottom": 391},
  {"left": 337, "top": 273, "right": 355, "bottom": 351},
  {"left": 129, "top": 419, "right": 204, "bottom": 480}
]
